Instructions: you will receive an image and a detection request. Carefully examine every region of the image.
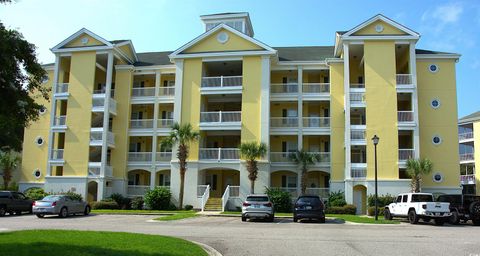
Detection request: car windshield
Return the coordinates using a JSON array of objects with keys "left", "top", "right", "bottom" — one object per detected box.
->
[
  {"left": 411, "top": 194, "right": 433, "bottom": 202},
  {"left": 297, "top": 197, "right": 321, "bottom": 204},
  {"left": 41, "top": 195, "right": 63, "bottom": 201},
  {"left": 246, "top": 196, "right": 269, "bottom": 202}
]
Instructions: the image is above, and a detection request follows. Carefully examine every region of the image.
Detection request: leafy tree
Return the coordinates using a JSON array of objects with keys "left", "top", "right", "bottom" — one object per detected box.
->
[
  {"left": 239, "top": 142, "right": 267, "bottom": 194},
  {"left": 160, "top": 123, "right": 199, "bottom": 209},
  {"left": 290, "top": 150, "right": 319, "bottom": 195},
  {"left": 0, "top": 1, "right": 49, "bottom": 151},
  {"left": 406, "top": 158, "right": 433, "bottom": 192},
  {"left": 0, "top": 150, "right": 20, "bottom": 189}
]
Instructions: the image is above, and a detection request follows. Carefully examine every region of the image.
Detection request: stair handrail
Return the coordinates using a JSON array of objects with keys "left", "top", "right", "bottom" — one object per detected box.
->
[
  {"left": 221, "top": 185, "right": 230, "bottom": 212},
  {"left": 201, "top": 184, "right": 210, "bottom": 212}
]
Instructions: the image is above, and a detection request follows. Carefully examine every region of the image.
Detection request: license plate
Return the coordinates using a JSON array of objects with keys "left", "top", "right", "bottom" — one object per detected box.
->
[
  {"left": 435, "top": 212, "right": 440, "bottom": 216},
  {"left": 37, "top": 208, "right": 46, "bottom": 212},
  {"left": 305, "top": 206, "right": 312, "bottom": 210},
  {"left": 252, "top": 204, "right": 260, "bottom": 208}
]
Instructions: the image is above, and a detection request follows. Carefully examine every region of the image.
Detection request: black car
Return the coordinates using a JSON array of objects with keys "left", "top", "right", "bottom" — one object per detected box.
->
[
  {"left": 436, "top": 194, "right": 480, "bottom": 225},
  {"left": 293, "top": 195, "right": 325, "bottom": 223},
  {"left": 0, "top": 191, "right": 33, "bottom": 216}
]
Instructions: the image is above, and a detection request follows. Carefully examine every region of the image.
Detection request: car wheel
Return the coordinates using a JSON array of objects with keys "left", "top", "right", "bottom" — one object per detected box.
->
[
  {"left": 319, "top": 217, "right": 326, "bottom": 223},
  {"left": 241, "top": 215, "right": 246, "bottom": 222},
  {"left": 29, "top": 207, "right": 33, "bottom": 214},
  {"left": 59, "top": 207, "right": 68, "bottom": 218},
  {"left": 408, "top": 210, "right": 419, "bottom": 224},
  {"left": 84, "top": 206, "right": 91, "bottom": 216},
  {"left": 422, "top": 217, "right": 431, "bottom": 223},
  {"left": 0, "top": 206, "right": 6, "bottom": 217},
  {"left": 384, "top": 209, "right": 392, "bottom": 220},
  {"left": 269, "top": 215, "right": 275, "bottom": 222},
  {"left": 434, "top": 218, "right": 445, "bottom": 226},
  {"left": 472, "top": 218, "right": 480, "bottom": 226},
  {"left": 15, "top": 211, "right": 22, "bottom": 216},
  {"left": 469, "top": 202, "right": 480, "bottom": 219},
  {"left": 36, "top": 214, "right": 45, "bottom": 218},
  {"left": 293, "top": 216, "right": 298, "bottom": 223},
  {"left": 449, "top": 210, "right": 460, "bottom": 225}
]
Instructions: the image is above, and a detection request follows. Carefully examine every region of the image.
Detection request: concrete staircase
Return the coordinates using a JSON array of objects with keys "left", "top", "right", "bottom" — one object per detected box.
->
[{"left": 204, "top": 198, "right": 222, "bottom": 211}]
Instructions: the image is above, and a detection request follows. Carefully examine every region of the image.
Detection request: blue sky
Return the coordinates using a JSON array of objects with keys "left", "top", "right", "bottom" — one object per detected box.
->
[{"left": 1, "top": 0, "right": 478, "bottom": 117}]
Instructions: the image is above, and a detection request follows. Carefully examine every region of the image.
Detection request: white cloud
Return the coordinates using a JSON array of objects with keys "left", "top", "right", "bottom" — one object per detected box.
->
[{"left": 431, "top": 2, "right": 463, "bottom": 23}]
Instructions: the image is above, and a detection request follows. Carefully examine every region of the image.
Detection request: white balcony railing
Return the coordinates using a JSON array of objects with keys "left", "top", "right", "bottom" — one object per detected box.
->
[
  {"left": 459, "top": 132, "right": 474, "bottom": 141},
  {"left": 53, "top": 115, "right": 66, "bottom": 126},
  {"left": 350, "top": 83, "right": 365, "bottom": 89},
  {"left": 54, "top": 83, "right": 69, "bottom": 94},
  {"left": 351, "top": 167, "right": 367, "bottom": 179},
  {"left": 396, "top": 74, "right": 413, "bottom": 85},
  {"left": 398, "top": 111, "right": 414, "bottom": 122},
  {"left": 399, "top": 149, "right": 415, "bottom": 161},
  {"left": 159, "top": 86, "right": 175, "bottom": 96},
  {"left": 310, "top": 152, "right": 331, "bottom": 164},
  {"left": 199, "top": 148, "right": 240, "bottom": 161},
  {"left": 200, "top": 111, "right": 241, "bottom": 123},
  {"left": 156, "top": 152, "right": 172, "bottom": 162},
  {"left": 350, "top": 92, "right": 365, "bottom": 103},
  {"left": 88, "top": 165, "right": 112, "bottom": 177},
  {"left": 127, "top": 185, "right": 150, "bottom": 196},
  {"left": 460, "top": 153, "right": 475, "bottom": 162},
  {"left": 271, "top": 83, "right": 298, "bottom": 94},
  {"left": 93, "top": 89, "right": 115, "bottom": 97},
  {"left": 201, "top": 76, "right": 242, "bottom": 88},
  {"left": 131, "top": 87, "right": 155, "bottom": 97},
  {"left": 50, "top": 149, "right": 64, "bottom": 160},
  {"left": 460, "top": 174, "right": 476, "bottom": 185},
  {"left": 302, "top": 117, "right": 330, "bottom": 128},
  {"left": 305, "top": 188, "right": 330, "bottom": 199},
  {"left": 351, "top": 152, "right": 366, "bottom": 163},
  {"left": 157, "top": 119, "right": 174, "bottom": 128},
  {"left": 270, "top": 117, "right": 298, "bottom": 128},
  {"left": 130, "top": 119, "right": 154, "bottom": 129},
  {"left": 270, "top": 152, "right": 295, "bottom": 163},
  {"left": 302, "top": 83, "right": 330, "bottom": 93},
  {"left": 109, "top": 99, "right": 117, "bottom": 114},
  {"left": 90, "top": 131, "right": 115, "bottom": 145},
  {"left": 351, "top": 129, "right": 366, "bottom": 141},
  {"left": 128, "top": 152, "right": 153, "bottom": 162}
]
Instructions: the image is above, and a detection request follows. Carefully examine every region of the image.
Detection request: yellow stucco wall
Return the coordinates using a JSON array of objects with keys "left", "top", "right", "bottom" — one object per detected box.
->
[
  {"left": 63, "top": 51, "right": 96, "bottom": 176},
  {"left": 64, "top": 33, "right": 105, "bottom": 48},
  {"left": 118, "top": 44, "right": 135, "bottom": 62},
  {"left": 353, "top": 20, "right": 407, "bottom": 36},
  {"left": 183, "top": 28, "right": 263, "bottom": 53},
  {"left": 241, "top": 56, "right": 262, "bottom": 142},
  {"left": 417, "top": 60, "right": 460, "bottom": 188},
  {"left": 329, "top": 62, "right": 345, "bottom": 181},
  {"left": 364, "top": 41, "right": 398, "bottom": 180}
]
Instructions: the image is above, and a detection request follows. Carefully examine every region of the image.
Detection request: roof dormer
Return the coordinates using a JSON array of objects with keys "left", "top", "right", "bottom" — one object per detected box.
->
[{"left": 200, "top": 12, "right": 254, "bottom": 37}]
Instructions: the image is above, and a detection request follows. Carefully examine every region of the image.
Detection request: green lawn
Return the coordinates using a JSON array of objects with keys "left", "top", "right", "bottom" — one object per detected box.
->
[
  {"left": 91, "top": 209, "right": 194, "bottom": 215},
  {"left": 0, "top": 230, "right": 207, "bottom": 256},
  {"left": 154, "top": 212, "right": 198, "bottom": 221}
]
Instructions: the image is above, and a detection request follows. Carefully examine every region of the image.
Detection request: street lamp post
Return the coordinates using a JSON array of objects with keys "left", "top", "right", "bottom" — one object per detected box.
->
[{"left": 372, "top": 135, "right": 379, "bottom": 221}]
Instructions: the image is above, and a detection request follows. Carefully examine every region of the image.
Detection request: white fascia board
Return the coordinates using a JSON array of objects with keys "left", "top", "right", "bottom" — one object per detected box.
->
[
  {"left": 342, "top": 35, "right": 419, "bottom": 41},
  {"left": 342, "top": 14, "right": 420, "bottom": 38},
  {"left": 51, "top": 45, "right": 113, "bottom": 53},
  {"left": 115, "top": 65, "right": 134, "bottom": 71},
  {"left": 113, "top": 47, "right": 134, "bottom": 64},
  {"left": 200, "top": 13, "right": 249, "bottom": 21},
  {"left": 325, "top": 58, "right": 344, "bottom": 64},
  {"left": 114, "top": 40, "right": 138, "bottom": 61},
  {"left": 51, "top": 28, "right": 113, "bottom": 51},
  {"left": 133, "top": 65, "right": 176, "bottom": 72},
  {"left": 171, "top": 50, "right": 275, "bottom": 59},
  {"left": 416, "top": 54, "right": 461, "bottom": 60}
]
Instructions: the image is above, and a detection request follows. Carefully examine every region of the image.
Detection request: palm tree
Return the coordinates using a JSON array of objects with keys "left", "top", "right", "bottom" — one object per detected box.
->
[
  {"left": 160, "top": 122, "right": 199, "bottom": 209},
  {"left": 0, "top": 150, "right": 20, "bottom": 190},
  {"left": 290, "top": 150, "right": 320, "bottom": 195},
  {"left": 406, "top": 158, "right": 433, "bottom": 193},
  {"left": 239, "top": 142, "right": 267, "bottom": 194}
]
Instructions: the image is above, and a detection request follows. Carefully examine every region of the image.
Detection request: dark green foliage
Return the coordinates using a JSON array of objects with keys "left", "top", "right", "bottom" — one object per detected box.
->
[
  {"left": 325, "top": 204, "right": 357, "bottom": 215},
  {"left": 184, "top": 204, "right": 193, "bottom": 211},
  {"left": 91, "top": 201, "right": 119, "bottom": 210},
  {"left": 367, "top": 206, "right": 385, "bottom": 216},
  {"left": 130, "top": 197, "right": 144, "bottom": 210},
  {"left": 62, "top": 191, "right": 83, "bottom": 201},
  {"left": 24, "top": 187, "right": 47, "bottom": 200},
  {"left": 265, "top": 187, "right": 292, "bottom": 213},
  {"left": 144, "top": 187, "right": 171, "bottom": 210},
  {"left": 109, "top": 193, "right": 131, "bottom": 209},
  {"left": 327, "top": 191, "right": 347, "bottom": 207},
  {"left": 367, "top": 194, "right": 396, "bottom": 207}
]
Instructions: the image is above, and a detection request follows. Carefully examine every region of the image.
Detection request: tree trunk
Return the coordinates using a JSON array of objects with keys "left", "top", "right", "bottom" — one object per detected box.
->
[
  {"left": 247, "top": 160, "right": 257, "bottom": 194},
  {"left": 3, "top": 169, "right": 11, "bottom": 190},
  {"left": 250, "top": 179, "right": 255, "bottom": 194},
  {"left": 179, "top": 168, "right": 185, "bottom": 209},
  {"left": 177, "top": 144, "right": 188, "bottom": 209},
  {"left": 301, "top": 166, "right": 307, "bottom": 195}
]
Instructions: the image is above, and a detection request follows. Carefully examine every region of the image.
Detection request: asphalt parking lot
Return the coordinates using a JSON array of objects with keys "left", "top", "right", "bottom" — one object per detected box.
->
[{"left": 1, "top": 214, "right": 480, "bottom": 256}]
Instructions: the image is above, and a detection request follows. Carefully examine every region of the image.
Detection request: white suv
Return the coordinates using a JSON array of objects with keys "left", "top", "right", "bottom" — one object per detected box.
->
[
  {"left": 241, "top": 194, "right": 274, "bottom": 222},
  {"left": 384, "top": 193, "right": 451, "bottom": 225}
]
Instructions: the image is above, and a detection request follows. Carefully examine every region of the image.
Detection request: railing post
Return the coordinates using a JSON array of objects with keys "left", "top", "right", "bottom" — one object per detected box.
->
[
  {"left": 220, "top": 76, "right": 223, "bottom": 87},
  {"left": 218, "top": 148, "right": 221, "bottom": 161},
  {"left": 219, "top": 111, "right": 222, "bottom": 123}
]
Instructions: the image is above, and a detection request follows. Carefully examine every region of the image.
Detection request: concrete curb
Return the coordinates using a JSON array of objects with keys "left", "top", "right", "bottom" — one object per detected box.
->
[{"left": 192, "top": 241, "right": 223, "bottom": 256}]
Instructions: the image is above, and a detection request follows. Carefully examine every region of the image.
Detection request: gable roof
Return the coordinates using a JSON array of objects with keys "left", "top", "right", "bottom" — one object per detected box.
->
[
  {"left": 134, "top": 51, "right": 173, "bottom": 66},
  {"left": 274, "top": 46, "right": 334, "bottom": 62},
  {"left": 51, "top": 28, "right": 113, "bottom": 52},
  {"left": 169, "top": 23, "right": 276, "bottom": 59},
  {"left": 342, "top": 14, "right": 420, "bottom": 38},
  {"left": 459, "top": 111, "right": 480, "bottom": 124}
]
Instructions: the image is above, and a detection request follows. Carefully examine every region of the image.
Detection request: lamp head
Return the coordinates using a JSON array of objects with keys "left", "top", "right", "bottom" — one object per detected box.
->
[{"left": 372, "top": 135, "right": 379, "bottom": 145}]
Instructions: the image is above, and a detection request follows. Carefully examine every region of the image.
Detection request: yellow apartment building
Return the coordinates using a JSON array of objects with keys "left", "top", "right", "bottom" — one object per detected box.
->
[
  {"left": 19, "top": 13, "right": 461, "bottom": 213},
  {"left": 458, "top": 111, "right": 480, "bottom": 195}
]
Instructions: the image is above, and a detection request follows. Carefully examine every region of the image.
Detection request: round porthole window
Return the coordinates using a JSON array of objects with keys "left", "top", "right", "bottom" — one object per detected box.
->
[
  {"left": 216, "top": 32, "right": 229, "bottom": 44},
  {"left": 433, "top": 172, "right": 443, "bottom": 183},
  {"left": 41, "top": 75, "right": 49, "bottom": 84},
  {"left": 431, "top": 99, "right": 440, "bottom": 109},
  {"left": 432, "top": 135, "right": 442, "bottom": 145},
  {"left": 35, "top": 136, "right": 44, "bottom": 146},
  {"left": 375, "top": 24, "right": 384, "bottom": 33},
  {"left": 429, "top": 64, "right": 439, "bottom": 73},
  {"left": 39, "top": 106, "right": 47, "bottom": 115},
  {"left": 81, "top": 37, "right": 89, "bottom": 45},
  {"left": 33, "top": 169, "right": 42, "bottom": 179}
]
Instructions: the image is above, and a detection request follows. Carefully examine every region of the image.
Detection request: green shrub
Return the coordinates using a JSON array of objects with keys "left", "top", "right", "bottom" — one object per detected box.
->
[
  {"left": 367, "top": 206, "right": 385, "bottom": 216},
  {"left": 61, "top": 191, "right": 83, "bottom": 201},
  {"left": 367, "top": 194, "right": 395, "bottom": 208},
  {"left": 144, "top": 187, "right": 171, "bottom": 210},
  {"left": 130, "top": 197, "right": 144, "bottom": 210},
  {"left": 184, "top": 205, "right": 193, "bottom": 211},
  {"left": 265, "top": 187, "right": 292, "bottom": 213},
  {"left": 24, "top": 188, "right": 47, "bottom": 200},
  {"left": 325, "top": 204, "right": 357, "bottom": 215},
  {"left": 91, "top": 200, "right": 119, "bottom": 210},
  {"left": 7, "top": 182, "right": 18, "bottom": 192},
  {"left": 109, "top": 193, "right": 131, "bottom": 209},
  {"left": 327, "top": 191, "right": 347, "bottom": 207},
  {"left": 167, "top": 203, "right": 177, "bottom": 211}
]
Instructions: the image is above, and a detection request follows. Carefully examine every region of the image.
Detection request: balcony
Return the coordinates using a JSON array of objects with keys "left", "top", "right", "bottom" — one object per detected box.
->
[
  {"left": 52, "top": 115, "right": 67, "bottom": 131},
  {"left": 92, "top": 98, "right": 117, "bottom": 115},
  {"left": 350, "top": 128, "right": 366, "bottom": 145},
  {"left": 132, "top": 87, "right": 155, "bottom": 97},
  {"left": 302, "top": 117, "right": 330, "bottom": 134},
  {"left": 270, "top": 152, "right": 330, "bottom": 165},
  {"left": 398, "top": 111, "right": 414, "bottom": 125},
  {"left": 199, "top": 148, "right": 240, "bottom": 162},
  {"left": 272, "top": 187, "right": 298, "bottom": 198},
  {"left": 399, "top": 149, "right": 414, "bottom": 161},
  {"left": 54, "top": 83, "right": 69, "bottom": 98},
  {"left": 305, "top": 188, "right": 330, "bottom": 199},
  {"left": 157, "top": 119, "right": 174, "bottom": 129},
  {"left": 156, "top": 152, "right": 172, "bottom": 163},
  {"left": 460, "top": 153, "right": 475, "bottom": 163},
  {"left": 49, "top": 149, "right": 65, "bottom": 165},
  {"left": 201, "top": 76, "right": 242, "bottom": 94},
  {"left": 350, "top": 83, "right": 365, "bottom": 89},
  {"left": 459, "top": 132, "right": 474, "bottom": 142},
  {"left": 127, "top": 185, "right": 150, "bottom": 196},
  {"left": 128, "top": 152, "right": 152, "bottom": 163},
  {"left": 87, "top": 163, "right": 113, "bottom": 177},
  {"left": 351, "top": 166, "right": 367, "bottom": 179},
  {"left": 89, "top": 130, "right": 115, "bottom": 147},
  {"left": 130, "top": 119, "right": 154, "bottom": 129},
  {"left": 396, "top": 74, "right": 414, "bottom": 88},
  {"left": 93, "top": 88, "right": 115, "bottom": 98},
  {"left": 460, "top": 174, "right": 476, "bottom": 185},
  {"left": 302, "top": 83, "right": 330, "bottom": 101},
  {"left": 199, "top": 111, "right": 241, "bottom": 130},
  {"left": 350, "top": 91, "right": 366, "bottom": 107},
  {"left": 270, "top": 83, "right": 298, "bottom": 101}
]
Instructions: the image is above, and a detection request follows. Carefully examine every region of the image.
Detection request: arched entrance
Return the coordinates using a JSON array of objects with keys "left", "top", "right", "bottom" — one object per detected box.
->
[
  {"left": 127, "top": 169, "right": 151, "bottom": 196},
  {"left": 156, "top": 169, "right": 171, "bottom": 187},
  {"left": 353, "top": 185, "right": 367, "bottom": 215},
  {"left": 306, "top": 170, "right": 330, "bottom": 199},
  {"left": 87, "top": 181, "right": 98, "bottom": 202},
  {"left": 270, "top": 170, "right": 298, "bottom": 198},
  {"left": 198, "top": 168, "right": 240, "bottom": 198}
]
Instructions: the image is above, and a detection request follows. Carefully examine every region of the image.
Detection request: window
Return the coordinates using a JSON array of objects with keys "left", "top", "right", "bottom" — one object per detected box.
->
[
  {"left": 402, "top": 195, "right": 408, "bottom": 203},
  {"left": 432, "top": 135, "right": 442, "bottom": 145},
  {"left": 39, "top": 106, "right": 47, "bottom": 115},
  {"left": 12, "top": 193, "right": 26, "bottom": 200},
  {"left": 35, "top": 136, "right": 44, "bottom": 146},
  {"left": 433, "top": 172, "right": 443, "bottom": 183},
  {"left": 33, "top": 169, "right": 41, "bottom": 179},
  {"left": 246, "top": 196, "right": 269, "bottom": 202},
  {"left": 431, "top": 99, "right": 440, "bottom": 109},
  {"left": 428, "top": 64, "right": 439, "bottom": 73},
  {"left": 216, "top": 32, "right": 229, "bottom": 44},
  {"left": 411, "top": 194, "right": 434, "bottom": 202},
  {"left": 396, "top": 195, "right": 402, "bottom": 203}
]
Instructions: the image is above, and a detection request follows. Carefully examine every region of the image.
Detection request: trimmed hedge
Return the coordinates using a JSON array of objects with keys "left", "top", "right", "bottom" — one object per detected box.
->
[
  {"left": 325, "top": 204, "right": 357, "bottom": 215},
  {"left": 367, "top": 206, "right": 385, "bottom": 216},
  {"left": 367, "top": 194, "right": 395, "bottom": 208},
  {"left": 91, "top": 200, "right": 119, "bottom": 210},
  {"left": 184, "top": 205, "right": 193, "bottom": 211},
  {"left": 109, "top": 193, "right": 131, "bottom": 210},
  {"left": 265, "top": 187, "right": 292, "bottom": 213},
  {"left": 144, "top": 187, "right": 171, "bottom": 210},
  {"left": 130, "top": 197, "right": 144, "bottom": 210},
  {"left": 327, "top": 191, "right": 347, "bottom": 207}
]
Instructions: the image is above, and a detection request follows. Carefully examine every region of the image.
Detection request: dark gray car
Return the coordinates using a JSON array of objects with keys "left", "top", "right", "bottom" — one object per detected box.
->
[{"left": 33, "top": 195, "right": 90, "bottom": 218}]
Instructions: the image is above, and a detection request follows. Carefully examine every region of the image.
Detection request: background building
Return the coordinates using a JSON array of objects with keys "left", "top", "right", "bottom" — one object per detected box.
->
[{"left": 458, "top": 111, "right": 480, "bottom": 195}]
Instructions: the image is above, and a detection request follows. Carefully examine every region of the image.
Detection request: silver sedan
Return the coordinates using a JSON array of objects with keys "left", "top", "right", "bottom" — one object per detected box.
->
[{"left": 33, "top": 195, "right": 91, "bottom": 218}]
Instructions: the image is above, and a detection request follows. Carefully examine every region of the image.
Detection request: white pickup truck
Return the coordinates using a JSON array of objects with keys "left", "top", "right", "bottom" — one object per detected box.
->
[{"left": 384, "top": 193, "right": 451, "bottom": 225}]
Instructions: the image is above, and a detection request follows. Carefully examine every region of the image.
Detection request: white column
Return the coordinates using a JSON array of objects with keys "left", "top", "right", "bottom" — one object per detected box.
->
[
  {"left": 100, "top": 52, "right": 114, "bottom": 181},
  {"left": 173, "top": 60, "right": 184, "bottom": 123},
  {"left": 410, "top": 42, "right": 421, "bottom": 158},
  {"left": 46, "top": 54, "right": 61, "bottom": 176},
  {"left": 150, "top": 171, "right": 156, "bottom": 190},
  {"left": 297, "top": 66, "right": 303, "bottom": 151},
  {"left": 343, "top": 43, "right": 351, "bottom": 179},
  {"left": 260, "top": 56, "right": 271, "bottom": 159},
  {"left": 152, "top": 72, "right": 161, "bottom": 165}
]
